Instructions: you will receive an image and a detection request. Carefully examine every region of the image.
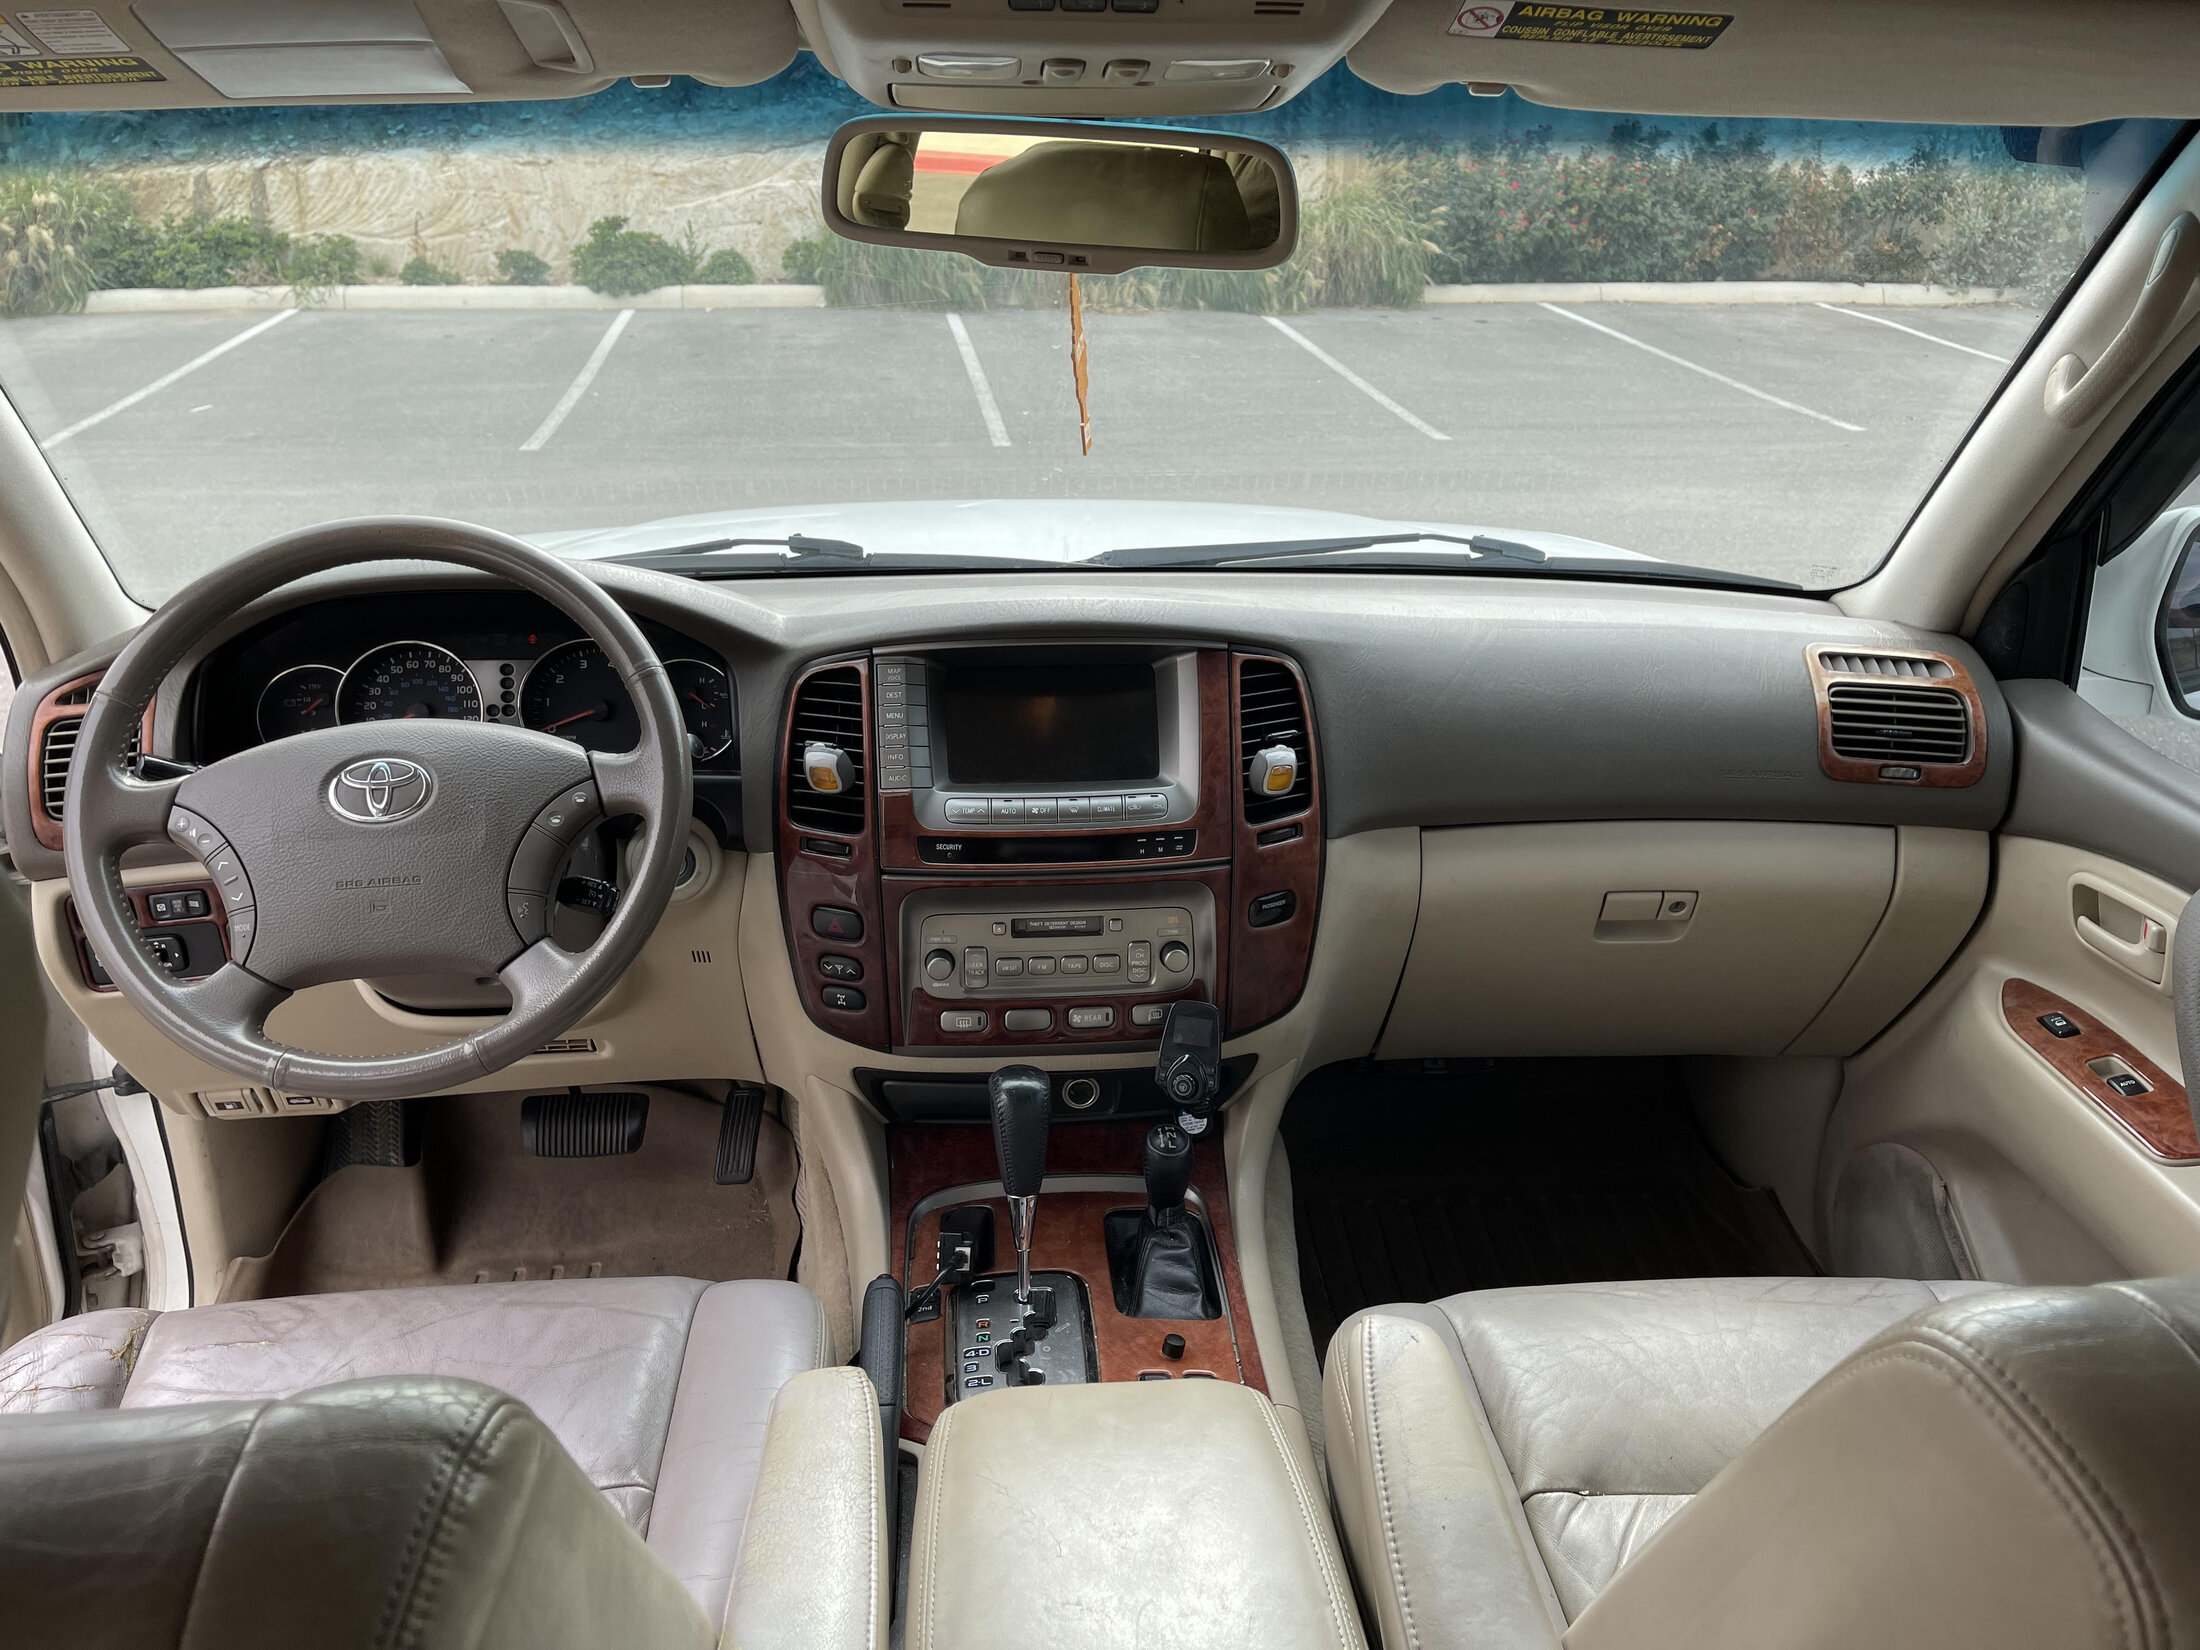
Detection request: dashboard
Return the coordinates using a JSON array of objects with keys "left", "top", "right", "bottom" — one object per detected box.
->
[{"left": 188, "top": 591, "right": 739, "bottom": 773}]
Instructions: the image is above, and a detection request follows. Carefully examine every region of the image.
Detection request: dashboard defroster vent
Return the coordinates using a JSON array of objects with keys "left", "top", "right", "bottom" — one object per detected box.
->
[
  {"left": 39, "top": 715, "right": 138, "bottom": 822},
  {"left": 1238, "top": 656, "right": 1313, "bottom": 826},
  {"left": 785, "top": 665, "right": 867, "bottom": 835},
  {"left": 1825, "top": 683, "right": 1971, "bottom": 764}
]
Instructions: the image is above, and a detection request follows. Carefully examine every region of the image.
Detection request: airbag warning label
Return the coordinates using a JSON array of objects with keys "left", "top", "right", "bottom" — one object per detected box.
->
[
  {"left": 0, "top": 7, "right": 162, "bottom": 84},
  {"left": 0, "top": 52, "right": 161, "bottom": 85},
  {"left": 1449, "top": 4, "right": 1733, "bottom": 48}
]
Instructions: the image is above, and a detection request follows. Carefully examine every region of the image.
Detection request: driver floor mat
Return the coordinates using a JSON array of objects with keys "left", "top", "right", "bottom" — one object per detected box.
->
[
  {"left": 1283, "top": 1058, "right": 1817, "bottom": 1360},
  {"left": 218, "top": 1084, "right": 799, "bottom": 1302}
]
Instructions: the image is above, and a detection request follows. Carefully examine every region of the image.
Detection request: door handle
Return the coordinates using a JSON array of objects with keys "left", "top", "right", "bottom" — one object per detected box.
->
[{"left": 2071, "top": 874, "right": 2173, "bottom": 985}]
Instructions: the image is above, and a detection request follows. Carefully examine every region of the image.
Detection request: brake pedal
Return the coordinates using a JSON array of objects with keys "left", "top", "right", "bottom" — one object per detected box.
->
[
  {"left": 715, "top": 1084, "right": 766, "bottom": 1184},
  {"left": 322, "top": 1099, "right": 414, "bottom": 1175},
  {"left": 522, "top": 1089, "right": 648, "bottom": 1157}
]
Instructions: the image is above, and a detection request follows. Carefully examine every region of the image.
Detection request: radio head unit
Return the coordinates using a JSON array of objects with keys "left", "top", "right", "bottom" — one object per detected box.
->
[{"left": 875, "top": 648, "right": 1202, "bottom": 833}]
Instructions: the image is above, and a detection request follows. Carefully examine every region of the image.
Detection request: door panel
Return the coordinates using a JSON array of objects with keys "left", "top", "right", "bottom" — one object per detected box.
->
[{"left": 1828, "top": 833, "right": 2200, "bottom": 1285}]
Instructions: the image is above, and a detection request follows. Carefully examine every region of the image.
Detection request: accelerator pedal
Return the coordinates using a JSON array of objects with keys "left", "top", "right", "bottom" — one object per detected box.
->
[
  {"left": 523, "top": 1088, "right": 648, "bottom": 1157},
  {"left": 716, "top": 1084, "right": 766, "bottom": 1184}
]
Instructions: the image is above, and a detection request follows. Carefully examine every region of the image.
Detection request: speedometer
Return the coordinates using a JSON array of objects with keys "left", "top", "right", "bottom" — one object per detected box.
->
[{"left": 336, "top": 641, "right": 483, "bottom": 724}]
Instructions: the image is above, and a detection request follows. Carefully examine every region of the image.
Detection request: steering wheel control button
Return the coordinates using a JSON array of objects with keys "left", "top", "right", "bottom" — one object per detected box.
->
[
  {"left": 535, "top": 786, "right": 602, "bottom": 840},
  {"left": 940, "top": 1009, "right": 990, "bottom": 1033},
  {"left": 168, "top": 807, "right": 225, "bottom": 860},
  {"left": 509, "top": 826, "right": 567, "bottom": 896},
  {"left": 821, "top": 984, "right": 866, "bottom": 1012},
  {"left": 507, "top": 890, "right": 549, "bottom": 942},
  {"left": 225, "top": 908, "right": 257, "bottom": 960},
  {"left": 1067, "top": 1005, "right": 1117, "bottom": 1031},
  {"left": 811, "top": 905, "right": 864, "bottom": 942},
  {"left": 203, "top": 846, "right": 254, "bottom": 912},
  {"left": 819, "top": 954, "right": 864, "bottom": 982}
]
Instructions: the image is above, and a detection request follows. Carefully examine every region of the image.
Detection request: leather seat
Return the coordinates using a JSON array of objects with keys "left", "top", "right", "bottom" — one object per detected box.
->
[
  {"left": 1323, "top": 1275, "right": 2200, "bottom": 1650},
  {"left": 0, "top": 1275, "right": 832, "bottom": 1633}
]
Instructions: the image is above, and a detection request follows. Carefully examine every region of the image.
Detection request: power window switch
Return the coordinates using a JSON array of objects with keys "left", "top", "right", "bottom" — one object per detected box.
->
[
  {"left": 2107, "top": 1073, "right": 2151, "bottom": 1098},
  {"left": 2038, "top": 1012, "right": 2081, "bottom": 1039}
]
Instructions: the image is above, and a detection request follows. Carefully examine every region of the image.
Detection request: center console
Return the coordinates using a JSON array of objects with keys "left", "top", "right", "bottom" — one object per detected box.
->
[{"left": 777, "top": 643, "right": 1320, "bottom": 1053}]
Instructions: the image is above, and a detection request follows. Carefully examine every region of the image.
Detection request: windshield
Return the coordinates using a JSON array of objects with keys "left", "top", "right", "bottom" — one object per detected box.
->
[{"left": 0, "top": 62, "right": 2179, "bottom": 603}]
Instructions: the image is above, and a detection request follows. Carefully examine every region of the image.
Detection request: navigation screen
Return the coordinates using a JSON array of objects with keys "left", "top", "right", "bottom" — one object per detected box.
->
[{"left": 938, "top": 663, "right": 1160, "bottom": 785}]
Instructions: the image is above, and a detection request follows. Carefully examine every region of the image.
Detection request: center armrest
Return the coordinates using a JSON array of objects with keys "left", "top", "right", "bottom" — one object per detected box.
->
[{"left": 908, "top": 1379, "right": 1364, "bottom": 1650}]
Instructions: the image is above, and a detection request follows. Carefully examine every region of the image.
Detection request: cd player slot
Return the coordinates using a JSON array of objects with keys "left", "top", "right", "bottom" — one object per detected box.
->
[{"left": 918, "top": 831, "right": 1197, "bottom": 865}]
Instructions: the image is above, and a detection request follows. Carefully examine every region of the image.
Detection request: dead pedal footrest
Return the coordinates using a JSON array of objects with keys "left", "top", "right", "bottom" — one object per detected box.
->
[{"left": 522, "top": 1089, "right": 648, "bottom": 1157}]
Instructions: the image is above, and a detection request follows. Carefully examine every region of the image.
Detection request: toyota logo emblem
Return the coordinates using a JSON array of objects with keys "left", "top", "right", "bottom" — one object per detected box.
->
[{"left": 329, "top": 758, "right": 432, "bottom": 823}]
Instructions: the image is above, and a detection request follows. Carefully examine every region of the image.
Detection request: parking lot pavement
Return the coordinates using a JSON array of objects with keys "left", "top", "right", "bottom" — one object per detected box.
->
[{"left": 0, "top": 298, "right": 2045, "bottom": 600}]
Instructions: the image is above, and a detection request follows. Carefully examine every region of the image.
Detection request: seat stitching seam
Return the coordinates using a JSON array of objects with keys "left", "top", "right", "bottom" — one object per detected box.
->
[
  {"left": 853, "top": 1371, "right": 883, "bottom": 1650},
  {"left": 1255, "top": 1385, "right": 1359, "bottom": 1650},
  {"left": 400, "top": 1404, "right": 526, "bottom": 1650},
  {"left": 1358, "top": 1326, "right": 1418, "bottom": 1650},
  {"left": 922, "top": 1404, "right": 953, "bottom": 1650},
  {"left": 1916, "top": 1324, "right": 2166, "bottom": 1647},
  {"left": 1783, "top": 1344, "right": 2142, "bottom": 1650},
  {"left": 376, "top": 1389, "right": 504, "bottom": 1649}
]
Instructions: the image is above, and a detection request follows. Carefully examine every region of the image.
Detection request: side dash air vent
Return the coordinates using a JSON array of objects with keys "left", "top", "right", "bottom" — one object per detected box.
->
[
  {"left": 1825, "top": 684, "right": 1971, "bottom": 764},
  {"left": 1817, "top": 652, "right": 1954, "bottom": 680},
  {"left": 785, "top": 665, "right": 866, "bottom": 835},
  {"left": 1238, "top": 656, "right": 1313, "bottom": 826},
  {"left": 39, "top": 715, "right": 138, "bottom": 821}
]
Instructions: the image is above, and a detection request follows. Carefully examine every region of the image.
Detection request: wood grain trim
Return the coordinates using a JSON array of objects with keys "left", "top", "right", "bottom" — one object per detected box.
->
[
  {"left": 2001, "top": 977, "right": 2198, "bottom": 1162},
  {"left": 27, "top": 672, "right": 155, "bottom": 853},
  {"left": 889, "top": 1120, "right": 1267, "bottom": 1442},
  {"left": 1807, "top": 646, "right": 1988, "bottom": 789},
  {"left": 65, "top": 879, "right": 231, "bottom": 993},
  {"left": 1228, "top": 651, "right": 1322, "bottom": 1035},
  {"left": 777, "top": 656, "right": 891, "bottom": 1050}
]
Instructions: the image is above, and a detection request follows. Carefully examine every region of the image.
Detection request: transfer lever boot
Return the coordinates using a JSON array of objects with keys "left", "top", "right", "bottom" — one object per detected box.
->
[
  {"left": 988, "top": 1064, "right": 1051, "bottom": 1304},
  {"left": 1125, "top": 1122, "right": 1216, "bottom": 1319}
]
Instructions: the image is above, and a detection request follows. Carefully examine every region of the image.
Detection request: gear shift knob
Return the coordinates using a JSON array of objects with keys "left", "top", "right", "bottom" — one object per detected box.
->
[
  {"left": 988, "top": 1064, "right": 1051, "bottom": 1200},
  {"left": 988, "top": 1065, "right": 1051, "bottom": 1303},
  {"left": 1143, "top": 1123, "right": 1193, "bottom": 1217}
]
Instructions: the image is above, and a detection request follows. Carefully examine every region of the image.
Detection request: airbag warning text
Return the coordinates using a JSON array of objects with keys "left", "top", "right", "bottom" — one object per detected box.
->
[{"left": 1449, "top": 4, "right": 1733, "bottom": 48}]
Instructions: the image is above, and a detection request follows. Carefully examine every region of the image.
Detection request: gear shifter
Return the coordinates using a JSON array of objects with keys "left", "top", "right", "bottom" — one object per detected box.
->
[{"left": 988, "top": 1064, "right": 1051, "bottom": 1304}]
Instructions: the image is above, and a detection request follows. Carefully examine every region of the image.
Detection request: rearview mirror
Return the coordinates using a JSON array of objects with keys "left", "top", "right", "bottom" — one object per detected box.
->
[{"left": 821, "top": 117, "right": 1297, "bottom": 276}]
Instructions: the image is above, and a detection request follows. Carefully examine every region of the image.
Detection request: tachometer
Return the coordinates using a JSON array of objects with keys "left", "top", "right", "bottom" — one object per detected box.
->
[
  {"left": 520, "top": 639, "right": 637, "bottom": 753},
  {"left": 668, "top": 658, "right": 735, "bottom": 762},
  {"left": 336, "top": 641, "right": 483, "bottom": 724},
  {"left": 255, "top": 664, "right": 342, "bottom": 741}
]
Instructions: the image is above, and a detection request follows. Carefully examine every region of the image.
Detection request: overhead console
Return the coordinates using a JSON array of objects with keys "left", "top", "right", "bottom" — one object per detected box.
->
[
  {"left": 777, "top": 643, "right": 1320, "bottom": 1053},
  {"left": 796, "top": 0, "right": 1390, "bottom": 116}
]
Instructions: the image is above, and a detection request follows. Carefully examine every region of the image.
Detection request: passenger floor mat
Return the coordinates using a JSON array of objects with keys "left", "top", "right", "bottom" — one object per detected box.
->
[
  {"left": 1283, "top": 1058, "right": 1817, "bottom": 1359},
  {"left": 220, "top": 1085, "right": 798, "bottom": 1302}
]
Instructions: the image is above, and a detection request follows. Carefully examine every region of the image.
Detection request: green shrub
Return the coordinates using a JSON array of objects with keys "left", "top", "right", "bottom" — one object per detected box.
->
[
  {"left": 399, "top": 255, "right": 460, "bottom": 285},
  {"left": 695, "top": 246, "right": 755, "bottom": 284},
  {"left": 495, "top": 248, "right": 551, "bottom": 285},
  {"left": 83, "top": 209, "right": 355, "bottom": 291},
  {"left": 570, "top": 214, "right": 693, "bottom": 295},
  {"left": 0, "top": 174, "right": 129, "bottom": 315}
]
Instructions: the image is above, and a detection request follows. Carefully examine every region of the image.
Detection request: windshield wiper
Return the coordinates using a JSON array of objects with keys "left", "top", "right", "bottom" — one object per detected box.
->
[
  {"left": 1091, "top": 531, "right": 1551, "bottom": 568},
  {"left": 1088, "top": 532, "right": 1802, "bottom": 593},
  {"left": 603, "top": 533, "right": 870, "bottom": 573}
]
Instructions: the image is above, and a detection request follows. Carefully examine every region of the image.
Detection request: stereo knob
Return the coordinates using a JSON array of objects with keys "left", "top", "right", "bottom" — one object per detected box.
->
[
  {"left": 924, "top": 949, "right": 957, "bottom": 983},
  {"left": 1159, "top": 942, "right": 1192, "bottom": 974}
]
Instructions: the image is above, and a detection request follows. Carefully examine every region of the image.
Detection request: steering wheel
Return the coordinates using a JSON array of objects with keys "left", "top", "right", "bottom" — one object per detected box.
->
[{"left": 63, "top": 519, "right": 692, "bottom": 1102}]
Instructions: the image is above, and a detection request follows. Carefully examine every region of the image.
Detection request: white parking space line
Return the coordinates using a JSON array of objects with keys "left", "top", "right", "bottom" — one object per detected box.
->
[
  {"left": 44, "top": 308, "right": 297, "bottom": 446},
  {"left": 1813, "top": 302, "right": 2013, "bottom": 363},
  {"left": 1538, "top": 302, "right": 1865, "bottom": 432},
  {"left": 1262, "top": 316, "right": 1451, "bottom": 441},
  {"left": 946, "top": 313, "right": 1011, "bottom": 447},
  {"left": 520, "top": 308, "right": 634, "bottom": 451}
]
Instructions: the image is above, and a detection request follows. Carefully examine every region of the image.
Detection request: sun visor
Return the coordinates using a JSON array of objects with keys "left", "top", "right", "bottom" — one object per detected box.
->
[
  {"left": 1348, "top": 0, "right": 2200, "bottom": 126},
  {"left": 0, "top": 0, "right": 798, "bottom": 107}
]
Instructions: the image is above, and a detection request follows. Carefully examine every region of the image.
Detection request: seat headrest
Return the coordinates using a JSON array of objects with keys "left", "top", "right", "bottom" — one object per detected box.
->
[{"left": 954, "top": 142, "right": 1258, "bottom": 253}]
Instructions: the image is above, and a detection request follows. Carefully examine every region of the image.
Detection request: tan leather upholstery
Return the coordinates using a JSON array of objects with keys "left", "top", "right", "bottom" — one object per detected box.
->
[
  {"left": 0, "top": 1277, "right": 830, "bottom": 1630},
  {"left": 726, "top": 1366, "right": 890, "bottom": 1650},
  {"left": 910, "top": 1379, "right": 1364, "bottom": 1650},
  {"left": 0, "top": 1375, "right": 714, "bottom": 1649},
  {"left": 1325, "top": 1277, "right": 2200, "bottom": 1650},
  {"left": 954, "top": 142, "right": 1260, "bottom": 253}
]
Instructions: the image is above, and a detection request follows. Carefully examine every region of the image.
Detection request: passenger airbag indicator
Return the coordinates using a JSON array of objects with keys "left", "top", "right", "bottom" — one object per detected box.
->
[{"left": 1449, "top": 4, "right": 1732, "bottom": 49}]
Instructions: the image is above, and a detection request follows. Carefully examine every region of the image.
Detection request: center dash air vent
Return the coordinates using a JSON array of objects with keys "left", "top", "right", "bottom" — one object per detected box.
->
[
  {"left": 1238, "top": 656, "right": 1313, "bottom": 826},
  {"left": 785, "top": 665, "right": 867, "bottom": 835},
  {"left": 1825, "top": 684, "right": 1971, "bottom": 764},
  {"left": 39, "top": 715, "right": 138, "bottom": 821}
]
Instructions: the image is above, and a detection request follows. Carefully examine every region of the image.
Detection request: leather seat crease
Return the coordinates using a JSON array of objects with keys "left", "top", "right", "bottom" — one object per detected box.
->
[
  {"left": 1323, "top": 1275, "right": 2009, "bottom": 1647},
  {"left": 0, "top": 1275, "right": 831, "bottom": 1630}
]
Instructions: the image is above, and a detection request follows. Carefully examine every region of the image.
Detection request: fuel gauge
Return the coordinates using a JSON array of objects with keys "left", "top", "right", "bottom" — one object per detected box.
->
[
  {"left": 668, "top": 658, "right": 735, "bottom": 762},
  {"left": 256, "top": 664, "right": 343, "bottom": 742}
]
